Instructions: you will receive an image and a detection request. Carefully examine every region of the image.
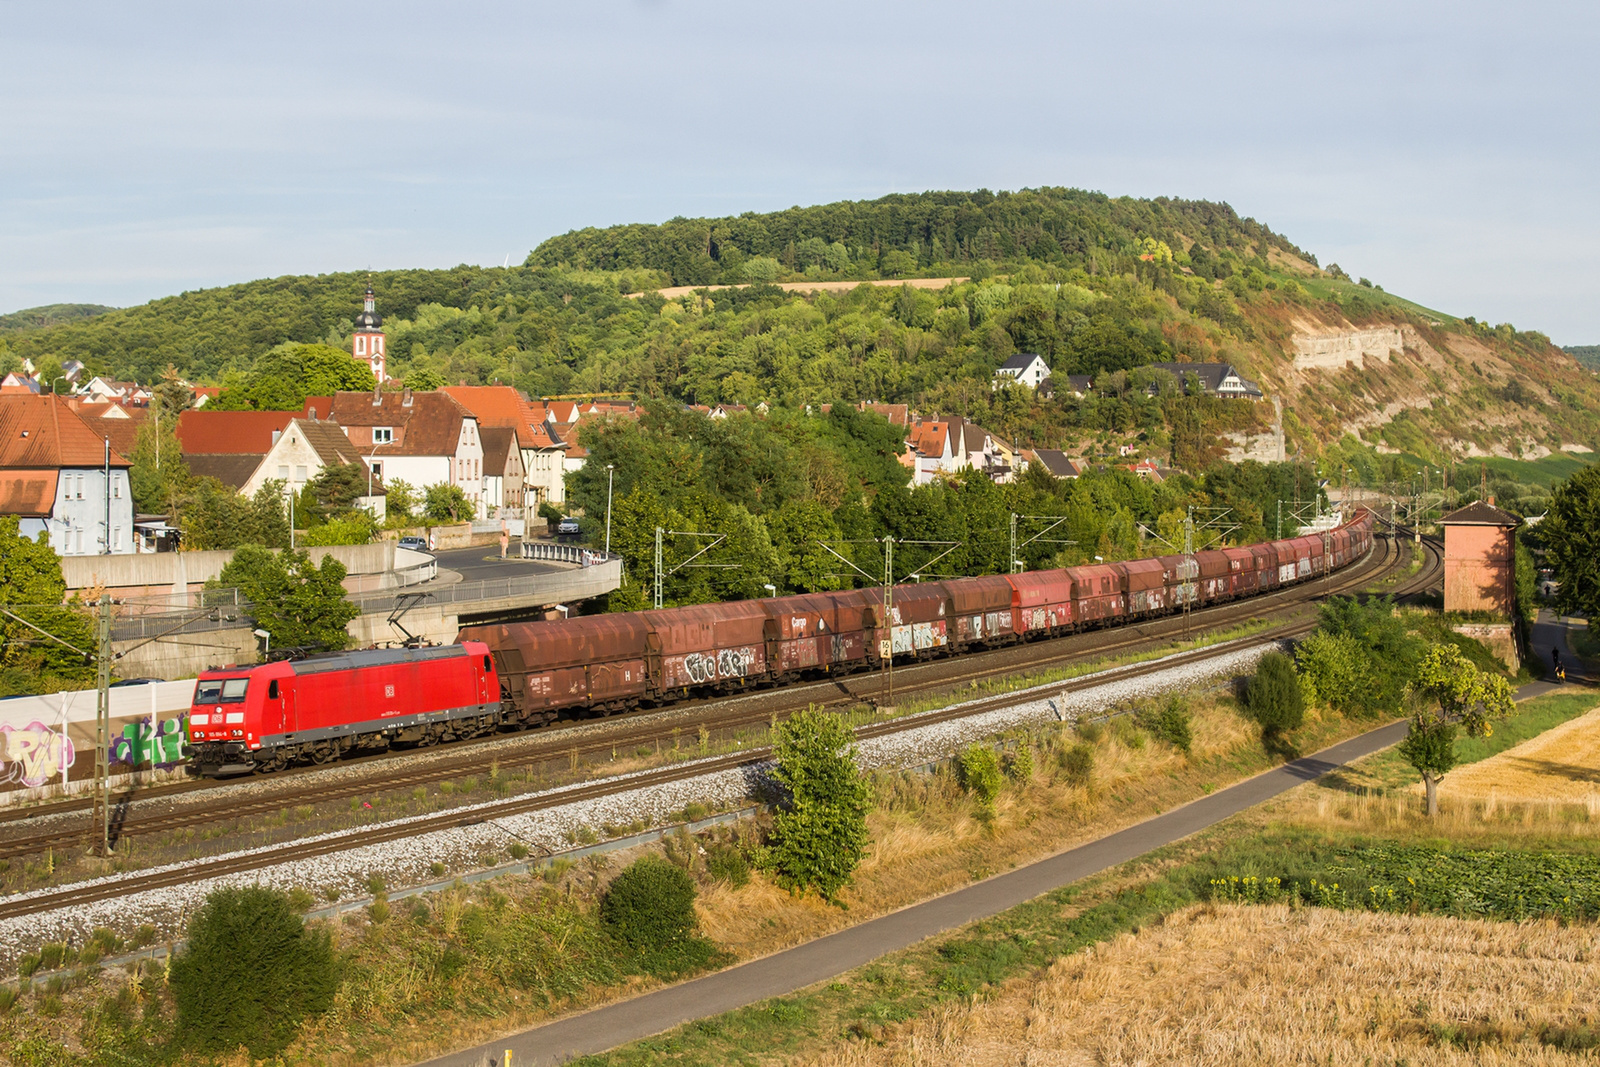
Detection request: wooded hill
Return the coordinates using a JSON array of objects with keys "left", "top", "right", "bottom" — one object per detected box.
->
[{"left": 3, "top": 187, "right": 1597, "bottom": 475}]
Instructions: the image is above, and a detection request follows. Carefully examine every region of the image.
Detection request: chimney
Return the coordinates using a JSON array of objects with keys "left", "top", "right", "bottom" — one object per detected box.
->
[
  {"left": 402, "top": 388, "right": 413, "bottom": 407},
  {"left": 1487, "top": 494, "right": 1495, "bottom": 506}
]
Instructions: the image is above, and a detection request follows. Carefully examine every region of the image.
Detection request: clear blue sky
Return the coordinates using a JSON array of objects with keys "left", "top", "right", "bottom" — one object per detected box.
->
[{"left": 4, "top": 1, "right": 1597, "bottom": 342}]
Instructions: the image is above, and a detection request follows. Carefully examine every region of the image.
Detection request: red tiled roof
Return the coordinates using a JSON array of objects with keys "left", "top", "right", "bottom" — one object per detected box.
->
[
  {"left": 0, "top": 470, "right": 58, "bottom": 516},
  {"left": 329, "top": 390, "right": 471, "bottom": 457},
  {"left": 83, "top": 410, "right": 145, "bottom": 459},
  {"left": 176, "top": 409, "right": 297, "bottom": 455},
  {"left": 0, "top": 395, "right": 131, "bottom": 468}
]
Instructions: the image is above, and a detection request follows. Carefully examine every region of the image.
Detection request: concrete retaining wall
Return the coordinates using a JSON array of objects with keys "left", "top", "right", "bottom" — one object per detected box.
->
[{"left": 64, "top": 542, "right": 396, "bottom": 609}]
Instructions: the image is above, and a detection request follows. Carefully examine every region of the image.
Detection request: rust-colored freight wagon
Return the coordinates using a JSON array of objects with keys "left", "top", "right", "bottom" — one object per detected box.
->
[
  {"left": 1067, "top": 563, "right": 1124, "bottom": 625},
  {"left": 1220, "top": 546, "right": 1259, "bottom": 598},
  {"left": 946, "top": 575, "right": 1016, "bottom": 647},
  {"left": 1194, "top": 549, "right": 1231, "bottom": 604},
  {"left": 1122, "top": 558, "right": 1168, "bottom": 616},
  {"left": 870, "top": 583, "right": 950, "bottom": 658},
  {"left": 762, "top": 592, "right": 871, "bottom": 679},
  {"left": 646, "top": 601, "right": 769, "bottom": 691},
  {"left": 1006, "top": 569, "right": 1076, "bottom": 635},
  {"left": 461, "top": 615, "right": 650, "bottom": 722}
]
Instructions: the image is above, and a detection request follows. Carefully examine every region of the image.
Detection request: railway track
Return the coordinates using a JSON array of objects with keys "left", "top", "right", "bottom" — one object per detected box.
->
[
  {"left": 0, "top": 533, "right": 1439, "bottom": 920},
  {"left": 0, "top": 534, "right": 1426, "bottom": 864}
]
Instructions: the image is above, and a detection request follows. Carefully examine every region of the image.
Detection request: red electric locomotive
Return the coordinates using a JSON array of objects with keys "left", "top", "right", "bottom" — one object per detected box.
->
[{"left": 187, "top": 642, "right": 501, "bottom": 775}]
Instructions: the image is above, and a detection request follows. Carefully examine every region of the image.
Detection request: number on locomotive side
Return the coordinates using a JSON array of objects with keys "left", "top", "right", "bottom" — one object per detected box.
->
[{"left": 385, "top": 684, "right": 395, "bottom": 698}]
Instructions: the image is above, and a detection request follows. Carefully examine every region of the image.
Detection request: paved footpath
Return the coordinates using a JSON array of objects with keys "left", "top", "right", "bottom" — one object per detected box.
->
[{"left": 422, "top": 660, "right": 1592, "bottom": 1067}]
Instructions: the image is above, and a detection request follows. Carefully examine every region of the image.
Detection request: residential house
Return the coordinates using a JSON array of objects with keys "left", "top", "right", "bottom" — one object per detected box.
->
[
  {"left": 330, "top": 390, "right": 485, "bottom": 518},
  {"left": 479, "top": 427, "right": 525, "bottom": 515},
  {"left": 441, "top": 385, "right": 565, "bottom": 509},
  {"left": 0, "top": 373, "right": 41, "bottom": 395},
  {"left": 1061, "top": 374, "right": 1093, "bottom": 397},
  {"left": 858, "top": 401, "right": 913, "bottom": 427},
  {"left": 241, "top": 417, "right": 385, "bottom": 519},
  {"left": 993, "top": 352, "right": 1052, "bottom": 391},
  {"left": 175, "top": 399, "right": 330, "bottom": 491},
  {"left": 0, "top": 395, "right": 134, "bottom": 554},
  {"left": 81, "top": 377, "right": 152, "bottom": 405},
  {"left": 1128, "top": 459, "right": 1166, "bottom": 483},
  {"left": 1144, "top": 362, "right": 1263, "bottom": 399},
  {"left": 1026, "top": 448, "right": 1081, "bottom": 480}
]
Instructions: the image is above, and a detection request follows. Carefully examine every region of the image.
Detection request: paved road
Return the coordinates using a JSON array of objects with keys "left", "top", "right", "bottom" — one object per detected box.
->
[
  {"left": 420, "top": 621, "right": 1595, "bottom": 1067},
  {"left": 429, "top": 545, "right": 566, "bottom": 581},
  {"left": 1523, "top": 608, "right": 1588, "bottom": 699},
  {"left": 421, "top": 721, "right": 1413, "bottom": 1067}
]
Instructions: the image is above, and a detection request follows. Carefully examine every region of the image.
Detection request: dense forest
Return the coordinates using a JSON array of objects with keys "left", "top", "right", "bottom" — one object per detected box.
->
[
  {"left": 526, "top": 187, "right": 1309, "bottom": 286},
  {"left": 1563, "top": 345, "right": 1600, "bottom": 372}
]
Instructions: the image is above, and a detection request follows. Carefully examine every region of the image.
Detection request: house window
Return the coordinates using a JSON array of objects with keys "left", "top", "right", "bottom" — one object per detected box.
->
[
  {"left": 370, "top": 461, "right": 382, "bottom": 478},
  {"left": 278, "top": 465, "right": 290, "bottom": 480},
  {"left": 373, "top": 427, "right": 393, "bottom": 444},
  {"left": 112, "top": 526, "right": 121, "bottom": 551},
  {"left": 294, "top": 465, "right": 308, "bottom": 482},
  {"left": 113, "top": 478, "right": 121, "bottom": 499},
  {"left": 355, "top": 336, "right": 366, "bottom": 356}
]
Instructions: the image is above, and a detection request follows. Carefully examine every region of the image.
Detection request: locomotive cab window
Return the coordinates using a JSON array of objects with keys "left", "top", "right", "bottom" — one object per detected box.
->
[
  {"left": 483, "top": 654, "right": 492, "bottom": 672},
  {"left": 268, "top": 680, "right": 280, "bottom": 699},
  {"left": 195, "top": 678, "right": 249, "bottom": 703}
]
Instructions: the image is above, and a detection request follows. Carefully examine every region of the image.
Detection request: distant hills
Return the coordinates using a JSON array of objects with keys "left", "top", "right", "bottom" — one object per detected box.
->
[
  {"left": 1563, "top": 345, "right": 1600, "bottom": 372},
  {"left": 0, "top": 303, "right": 115, "bottom": 331},
  {"left": 2, "top": 187, "right": 1598, "bottom": 465}
]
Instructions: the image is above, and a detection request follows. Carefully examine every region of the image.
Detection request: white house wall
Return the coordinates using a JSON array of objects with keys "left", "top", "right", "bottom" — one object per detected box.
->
[{"left": 48, "top": 469, "right": 134, "bottom": 555}]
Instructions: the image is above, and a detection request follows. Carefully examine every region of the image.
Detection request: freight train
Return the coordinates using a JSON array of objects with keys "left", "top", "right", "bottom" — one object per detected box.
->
[{"left": 187, "top": 510, "right": 1374, "bottom": 775}]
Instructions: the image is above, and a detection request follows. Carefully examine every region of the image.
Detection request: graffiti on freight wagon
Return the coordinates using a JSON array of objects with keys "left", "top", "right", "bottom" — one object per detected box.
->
[
  {"left": 0, "top": 721, "right": 76, "bottom": 788},
  {"left": 110, "top": 715, "right": 188, "bottom": 768}
]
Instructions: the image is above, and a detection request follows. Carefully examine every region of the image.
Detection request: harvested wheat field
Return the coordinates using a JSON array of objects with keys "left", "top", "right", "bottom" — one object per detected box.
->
[
  {"left": 798, "top": 905, "right": 1599, "bottom": 1066},
  {"left": 1438, "top": 702, "right": 1600, "bottom": 804}
]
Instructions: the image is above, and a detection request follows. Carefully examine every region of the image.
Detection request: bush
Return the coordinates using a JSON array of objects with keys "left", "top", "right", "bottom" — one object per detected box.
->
[
  {"left": 1057, "top": 742, "right": 1095, "bottom": 787},
  {"left": 170, "top": 886, "right": 339, "bottom": 1058},
  {"left": 1134, "top": 695, "right": 1193, "bottom": 754},
  {"left": 601, "top": 856, "right": 698, "bottom": 950},
  {"left": 958, "top": 745, "right": 1004, "bottom": 810},
  {"left": 1075, "top": 720, "right": 1104, "bottom": 744},
  {"left": 601, "top": 856, "right": 715, "bottom": 977},
  {"left": 1002, "top": 746, "right": 1034, "bottom": 782},
  {"left": 1245, "top": 651, "right": 1305, "bottom": 738}
]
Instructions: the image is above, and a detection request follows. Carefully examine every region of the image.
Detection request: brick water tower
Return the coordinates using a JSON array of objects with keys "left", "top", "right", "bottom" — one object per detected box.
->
[{"left": 1440, "top": 500, "right": 1520, "bottom": 615}]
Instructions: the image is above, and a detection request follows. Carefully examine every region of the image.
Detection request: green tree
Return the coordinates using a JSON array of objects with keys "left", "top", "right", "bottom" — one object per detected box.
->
[
  {"left": 302, "top": 462, "right": 370, "bottom": 522},
  {"left": 170, "top": 886, "right": 338, "bottom": 1058},
  {"left": 1402, "top": 643, "right": 1515, "bottom": 816},
  {"left": 1244, "top": 651, "right": 1305, "bottom": 745},
  {"left": 1543, "top": 465, "right": 1600, "bottom": 627},
  {"left": 423, "top": 482, "right": 473, "bottom": 522},
  {"left": 211, "top": 546, "right": 358, "bottom": 651},
  {"left": 0, "top": 518, "right": 95, "bottom": 696},
  {"left": 761, "top": 706, "right": 871, "bottom": 901},
  {"left": 301, "top": 510, "right": 378, "bottom": 546},
  {"left": 766, "top": 499, "right": 844, "bottom": 593},
  {"left": 384, "top": 478, "right": 419, "bottom": 522}
]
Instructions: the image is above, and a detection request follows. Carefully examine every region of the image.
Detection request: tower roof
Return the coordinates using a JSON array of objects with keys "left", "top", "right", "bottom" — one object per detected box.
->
[{"left": 354, "top": 285, "right": 383, "bottom": 331}]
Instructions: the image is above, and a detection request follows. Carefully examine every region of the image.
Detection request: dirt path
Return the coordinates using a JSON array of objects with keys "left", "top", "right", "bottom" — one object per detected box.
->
[{"left": 625, "top": 277, "right": 968, "bottom": 300}]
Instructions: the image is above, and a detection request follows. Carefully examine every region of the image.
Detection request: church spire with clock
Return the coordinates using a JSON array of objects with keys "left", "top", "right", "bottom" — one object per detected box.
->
[{"left": 352, "top": 283, "right": 387, "bottom": 383}]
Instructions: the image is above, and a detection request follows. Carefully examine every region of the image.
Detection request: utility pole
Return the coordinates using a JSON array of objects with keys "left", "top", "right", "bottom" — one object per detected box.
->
[
  {"left": 604, "top": 463, "right": 615, "bottom": 555},
  {"left": 103, "top": 438, "right": 111, "bottom": 555},
  {"left": 1182, "top": 508, "right": 1195, "bottom": 638},
  {"left": 93, "top": 594, "right": 111, "bottom": 856},
  {"left": 1009, "top": 512, "right": 1018, "bottom": 574},
  {"left": 654, "top": 525, "right": 663, "bottom": 610},
  {"left": 1276, "top": 499, "right": 1282, "bottom": 540},
  {"left": 882, "top": 536, "right": 894, "bottom": 706}
]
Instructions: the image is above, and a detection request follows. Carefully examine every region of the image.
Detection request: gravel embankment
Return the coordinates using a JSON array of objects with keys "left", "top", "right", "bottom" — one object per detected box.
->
[{"left": 0, "top": 639, "right": 1280, "bottom": 971}]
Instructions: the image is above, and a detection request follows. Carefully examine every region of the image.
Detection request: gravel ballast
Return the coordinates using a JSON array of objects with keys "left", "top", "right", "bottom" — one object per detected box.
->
[{"left": 0, "top": 638, "right": 1282, "bottom": 972}]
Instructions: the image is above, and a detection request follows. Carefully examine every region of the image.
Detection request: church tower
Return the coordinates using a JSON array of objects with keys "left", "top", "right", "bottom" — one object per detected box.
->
[{"left": 352, "top": 285, "right": 387, "bottom": 383}]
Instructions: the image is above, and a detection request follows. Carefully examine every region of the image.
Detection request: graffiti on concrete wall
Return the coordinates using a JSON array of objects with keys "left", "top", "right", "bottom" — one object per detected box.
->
[
  {"left": 0, "top": 721, "right": 76, "bottom": 788},
  {"left": 110, "top": 715, "right": 189, "bottom": 768}
]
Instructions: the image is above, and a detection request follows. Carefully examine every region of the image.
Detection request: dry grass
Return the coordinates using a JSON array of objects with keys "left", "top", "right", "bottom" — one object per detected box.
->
[
  {"left": 1438, "top": 704, "right": 1600, "bottom": 804},
  {"left": 794, "top": 905, "right": 1600, "bottom": 1066},
  {"left": 695, "top": 695, "right": 1263, "bottom": 960}
]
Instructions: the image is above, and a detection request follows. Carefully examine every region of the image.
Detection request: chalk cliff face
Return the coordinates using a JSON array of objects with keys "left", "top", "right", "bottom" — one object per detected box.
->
[
  {"left": 1220, "top": 304, "right": 1600, "bottom": 463},
  {"left": 1291, "top": 327, "right": 1403, "bottom": 370}
]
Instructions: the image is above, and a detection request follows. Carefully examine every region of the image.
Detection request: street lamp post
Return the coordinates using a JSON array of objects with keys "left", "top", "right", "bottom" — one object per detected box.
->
[{"left": 604, "top": 464, "right": 615, "bottom": 555}]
